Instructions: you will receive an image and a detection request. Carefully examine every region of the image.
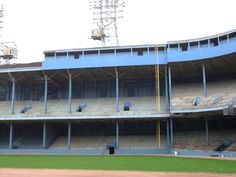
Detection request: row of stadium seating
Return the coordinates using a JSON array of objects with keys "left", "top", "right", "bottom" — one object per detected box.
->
[
  {"left": 171, "top": 79, "right": 236, "bottom": 111},
  {"left": 0, "top": 95, "right": 235, "bottom": 117},
  {"left": 171, "top": 95, "right": 232, "bottom": 111},
  {"left": 173, "top": 129, "right": 236, "bottom": 151},
  {"left": 0, "top": 79, "right": 236, "bottom": 116},
  {"left": 172, "top": 79, "right": 236, "bottom": 97},
  {"left": 46, "top": 129, "right": 236, "bottom": 151},
  {"left": 0, "top": 96, "right": 167, "bottom": 117},
  {"left": 49, "top": 135, "right": 167, "bottom": 149},
  {"left": 1, "top": 128, "right": 234, "bottom": 151}
]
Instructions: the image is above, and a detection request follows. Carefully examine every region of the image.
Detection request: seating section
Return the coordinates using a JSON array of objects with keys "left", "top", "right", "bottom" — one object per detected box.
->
[
  {"left": 0, "top": 96, "right": 167, "bottom": 118},
  {"left": 171, "top": 96, "right": 230, "bottom": 111},
  {"left": 12, "top": 135, "right": 43, "bottom": 149},
  {"left": 119, "top": 135, "right": 167, "bottom": 149},
  {"left": 50, "top": 135, "right": 167, "bottom": 149},
  {"left": 49, "top": 137, "right": 67, "bottom": 149},
  {"left": 171, "top": 79, "right": 236, "bottom": 111},
  {"left": 0, "top": 137, "right": 9, "bottom": 148},
  {"left": 50, "top": 136, "right": 115, "bottom": 149},
  {"left": 172, "top": 80, "right": 236, "bottom": 97},
  {"left": 1, "top": 79, "right": 236, "bottom": 116},
  {"left": 173, "top": 129, "right": 236, "bottom": 151}
]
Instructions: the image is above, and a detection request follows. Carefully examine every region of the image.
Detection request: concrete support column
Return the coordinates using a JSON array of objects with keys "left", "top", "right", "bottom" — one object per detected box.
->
[
  {"left": 116, "top": 121, "right": 119, "bottom": 148},
  {"left": 9, "top": 123, "right": 13, "bottom": 149},
  {"left": 165, "top": 65, "right": 169, "bottom": 112},
  {"left": 115, "top": 67, "right": 119, "bottom": 112},
  {"left": 205, "top": 117, "right": 209, "bottom": 146},
  {"left": 11, "top": 76, "right": 15, "bottom": 115},
  {"left": 68, "top": 73, "right": 72, "bottom": 113},
  {"left": 170, "top": 117, "right": 173, "bottom": 148},
  {"left": 68, "top": 122, "right": 71, "bottom": 150},
  {"left": 202, "top": 64, "right": 207, "bottom": 97},
  {"left": 44, "top": 74, "right": 48, "bottom": 114},
  {"left": 43, "top": 121, "right": 46, "bottom": 149},
  {"left": 168, "top": 66, "right": 172, "bottom": 111}
]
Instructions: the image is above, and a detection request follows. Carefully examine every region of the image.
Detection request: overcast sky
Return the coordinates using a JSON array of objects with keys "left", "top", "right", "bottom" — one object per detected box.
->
[{"left": 1, "top": 0, "right": 236, "bottom": 63}]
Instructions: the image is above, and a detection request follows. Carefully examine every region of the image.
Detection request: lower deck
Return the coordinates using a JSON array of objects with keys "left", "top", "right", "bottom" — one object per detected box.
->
[{"left": 0, "top": 118, "right": 235, "bottom": 156}]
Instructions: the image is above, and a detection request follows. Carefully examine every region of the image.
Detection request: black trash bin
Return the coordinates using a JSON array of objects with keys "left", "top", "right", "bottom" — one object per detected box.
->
[{"left": 107, "top": 144, "right": 115, "bottom": 155}]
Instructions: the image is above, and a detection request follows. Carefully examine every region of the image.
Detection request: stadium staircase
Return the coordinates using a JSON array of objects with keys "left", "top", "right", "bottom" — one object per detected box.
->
[{"left": 226, "top": 142, "right": 236, "bottom": 152}]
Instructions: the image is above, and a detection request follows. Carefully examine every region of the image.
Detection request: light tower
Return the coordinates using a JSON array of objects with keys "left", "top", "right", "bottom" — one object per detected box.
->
[
  {"left": 90, "top": 0, "right": 125, "bottom": 46},
  {"left": 0, "top": 4, "right": 17, "bottom": 65}
]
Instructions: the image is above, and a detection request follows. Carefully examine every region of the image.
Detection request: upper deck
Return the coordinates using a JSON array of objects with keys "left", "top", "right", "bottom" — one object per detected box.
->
[{"left": 42, "top": 29, "right": 236, "bottom": 70}]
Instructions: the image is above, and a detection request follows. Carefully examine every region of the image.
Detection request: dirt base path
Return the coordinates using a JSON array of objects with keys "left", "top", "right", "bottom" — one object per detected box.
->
[{"left": 0, "top": 169, "right": 235, "bottom": 177}]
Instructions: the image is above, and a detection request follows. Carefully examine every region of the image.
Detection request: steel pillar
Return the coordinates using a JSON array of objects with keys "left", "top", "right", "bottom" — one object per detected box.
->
[
  {"left": 44, "top": 74, "right": 48, "bottom": 114},
  {"left": 168, "top": 66, "right": 172, "bottom": 111},
  {"left": 165, "top": 65, "right": 169, "bottom": 112},
  {"left": 68, "top": 122, "right": 71, "bottom": 150},
  {"left": 9, "top": 123, "right": 13, "bottom": 149},
  {"left": 116, "top": 121, "right": 119, "bottom": 148},
  {"left": 156, "top": 120, "right": 161, "bottom": 148},
  {"left": 115, "top": 67, "right": 119, "bottom": 112},
  {"left": 43, "top": 121, "right": 46, "bottom": 149},
  {"left": 205, "top": 117, "right": 209, "bottom": 146},
  {"left": 170, "top": 117, "right": 173, "bottom": 148},
  {"left": 68, "top": 73, "right": 72, "bottom": 113},
  {"left": 155, "top": 65, "right": 161, "bottom": 113},
  {"left": 202, "top": 64, "right": 207, "bottom": 97},
  {"left": 166, "top": 119, "right": 170, "bottom": 147},
  {"left": 11, "top": 76, "right": 15, "bottom": 115}
]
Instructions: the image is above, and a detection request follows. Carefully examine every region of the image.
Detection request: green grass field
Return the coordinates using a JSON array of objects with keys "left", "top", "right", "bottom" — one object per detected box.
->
[{"left": 0, "top": 155, "right": 235, "bottom": 173}]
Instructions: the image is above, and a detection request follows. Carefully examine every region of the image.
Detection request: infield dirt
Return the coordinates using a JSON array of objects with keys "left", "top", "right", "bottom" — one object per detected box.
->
[{"left": 0, "top": 169, "right": 235, "bottom": 177}]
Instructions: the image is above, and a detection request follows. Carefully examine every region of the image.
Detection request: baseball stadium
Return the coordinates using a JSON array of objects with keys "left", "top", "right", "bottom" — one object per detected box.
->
[
  {"left": 0, "top": 28, "right": 235, "bottom": 159},
  {"left": 1, "top": 1, "right": 236, "bottom": 176}
]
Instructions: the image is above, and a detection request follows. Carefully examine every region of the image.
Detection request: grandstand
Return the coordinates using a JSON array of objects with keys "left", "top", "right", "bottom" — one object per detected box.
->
[{"left": 0, "top": 29, "right": 235, "bottom": 157}]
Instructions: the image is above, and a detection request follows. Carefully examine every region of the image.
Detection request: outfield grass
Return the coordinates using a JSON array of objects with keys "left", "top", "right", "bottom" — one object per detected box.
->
[{"left": 0, "top": 155, "right": 235, "bottom": 173}]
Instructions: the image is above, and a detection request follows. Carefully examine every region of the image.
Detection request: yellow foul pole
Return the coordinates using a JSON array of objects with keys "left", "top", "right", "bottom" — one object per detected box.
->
[{"left": 155, "top": 47, "right": 161, "bottom": 148}]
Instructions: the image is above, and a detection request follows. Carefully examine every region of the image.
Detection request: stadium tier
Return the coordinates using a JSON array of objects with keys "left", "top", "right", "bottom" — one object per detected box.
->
[{"left": 0, "top": 29, "right": 236, "bottom": 156}]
